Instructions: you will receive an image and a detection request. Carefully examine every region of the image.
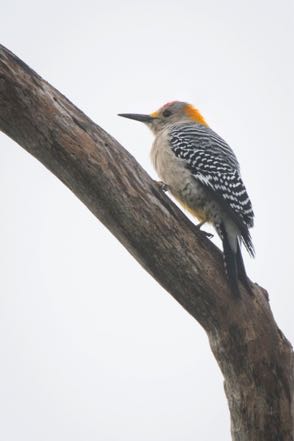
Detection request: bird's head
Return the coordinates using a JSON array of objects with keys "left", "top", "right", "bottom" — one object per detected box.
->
[{"left": 118, "top": 101, "right": 208, "bottom": 135}]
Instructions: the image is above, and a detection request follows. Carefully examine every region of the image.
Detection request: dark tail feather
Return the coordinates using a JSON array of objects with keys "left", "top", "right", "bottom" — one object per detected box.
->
[
  {"left": 236, "top": 241, "right": 253, "bottom": 293},
  {"left": 239, "top": 224, "right": 255, "bottom": 258},
  {"left": 219, "top": 224, "right": 240, "bottom": 296},
  {"left": 217, "top": 222, "right": 253, "bottom": 296}
]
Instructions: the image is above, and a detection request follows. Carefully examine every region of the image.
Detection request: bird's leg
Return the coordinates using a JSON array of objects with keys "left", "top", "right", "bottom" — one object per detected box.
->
[
  {"left": 196, "top": 220, "right": 206, "bottom": 229},
  {"left": 195, "top": 221, "right": 214, "bottom": 239},
  {"left": 155, "top": 180, "right": 169, "bottom": 192}
]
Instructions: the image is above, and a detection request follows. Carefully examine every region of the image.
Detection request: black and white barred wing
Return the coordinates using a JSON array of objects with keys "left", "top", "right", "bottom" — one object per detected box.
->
[{"left": 169, "top": 123, "right": 254, "bottom": 231}]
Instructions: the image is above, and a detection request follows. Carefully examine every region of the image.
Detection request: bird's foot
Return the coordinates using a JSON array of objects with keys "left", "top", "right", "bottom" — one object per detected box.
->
[
  {"left": 198, "top": 229, "right": 214, "bottom": 239},
  {"left": 155, "top": 180, "right": 169, "bottom": 192},
  {"left": 195, "top": 222, "right": 214, "bottom": 238}
]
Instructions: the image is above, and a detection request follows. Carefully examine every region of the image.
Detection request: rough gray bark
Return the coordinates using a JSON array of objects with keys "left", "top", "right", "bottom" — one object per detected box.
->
[{"left": 0, "top": 45, "right": 293, "bottom": 441}]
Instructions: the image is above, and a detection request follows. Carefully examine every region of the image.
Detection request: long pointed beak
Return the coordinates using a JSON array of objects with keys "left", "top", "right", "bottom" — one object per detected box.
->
[{"left": 118, "top": 113, "right": 155, "bottom": 123}]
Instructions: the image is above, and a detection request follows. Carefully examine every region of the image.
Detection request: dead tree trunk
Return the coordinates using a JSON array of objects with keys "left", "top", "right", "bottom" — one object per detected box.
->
[{"left": 0, "top": 45, "right": 293, "bottom": 441}]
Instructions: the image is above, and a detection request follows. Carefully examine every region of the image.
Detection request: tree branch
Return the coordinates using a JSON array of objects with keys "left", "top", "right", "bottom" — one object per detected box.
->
[{"left": 0, "top": 45, "right": 293, "bottom": 441}]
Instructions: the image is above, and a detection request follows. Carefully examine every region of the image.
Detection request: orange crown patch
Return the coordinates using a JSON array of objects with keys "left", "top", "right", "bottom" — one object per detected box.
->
[{"left": 184, "top": 104, "right": 208, "bottom": 126}]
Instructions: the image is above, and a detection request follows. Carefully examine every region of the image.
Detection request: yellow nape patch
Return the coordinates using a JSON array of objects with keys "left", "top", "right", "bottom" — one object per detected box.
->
[{"left": 184, "top": 104, "right": 208, "bottom": 126}]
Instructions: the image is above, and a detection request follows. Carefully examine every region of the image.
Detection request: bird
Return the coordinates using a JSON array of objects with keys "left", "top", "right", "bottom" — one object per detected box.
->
[{"left": 118, "top": 101, "right": 255, "bottom": 296}]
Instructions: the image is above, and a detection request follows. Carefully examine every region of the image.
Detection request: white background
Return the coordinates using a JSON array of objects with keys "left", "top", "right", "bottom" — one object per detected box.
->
[{"left": 1, "top": 1, "right": 293, "bottom": 440}]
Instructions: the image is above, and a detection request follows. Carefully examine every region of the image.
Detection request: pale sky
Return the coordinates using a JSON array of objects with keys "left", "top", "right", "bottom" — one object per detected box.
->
[{"left": 1, "top": 1, "right": 293, "bottom": 440}]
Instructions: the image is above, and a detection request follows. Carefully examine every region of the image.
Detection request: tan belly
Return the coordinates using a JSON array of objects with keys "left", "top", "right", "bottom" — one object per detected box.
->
[{"left": 151, "top": 134, "right": 210, "bottom": 223}]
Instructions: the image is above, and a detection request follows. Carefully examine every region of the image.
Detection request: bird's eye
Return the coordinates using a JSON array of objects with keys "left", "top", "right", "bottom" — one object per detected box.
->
[{"left": 162, "top": 109, "right": 172, "bottom": 117}]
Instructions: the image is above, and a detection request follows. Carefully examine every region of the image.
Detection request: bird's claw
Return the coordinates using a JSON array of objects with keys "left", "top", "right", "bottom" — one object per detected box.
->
[
  {"left": 156, "top": 180, "right": 169, "bottom": 192},
  {"left": 195, "top": 223, "right": 214, "bottom": 238},
  {"left": 199, "top": 230, "right": 214, "bottom": 239}
]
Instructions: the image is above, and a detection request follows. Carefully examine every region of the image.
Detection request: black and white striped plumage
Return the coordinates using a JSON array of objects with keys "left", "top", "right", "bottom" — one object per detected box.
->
[
  {"left": 169, "top": 123, "right": 254, "bottom": 293},
  {"left": 170, "top": 124, "right": 254, "bottom": 233}
]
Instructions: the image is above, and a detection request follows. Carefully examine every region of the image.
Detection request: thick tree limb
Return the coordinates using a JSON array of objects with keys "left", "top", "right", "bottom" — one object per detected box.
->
[{"left": 0, "top": 45, "right": 293, "bottom": 441}]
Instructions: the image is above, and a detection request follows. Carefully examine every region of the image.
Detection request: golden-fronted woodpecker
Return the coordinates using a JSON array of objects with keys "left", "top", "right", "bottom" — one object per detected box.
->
[{"left": 119, "top": 101, "right": 254, "bottom": 295}]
